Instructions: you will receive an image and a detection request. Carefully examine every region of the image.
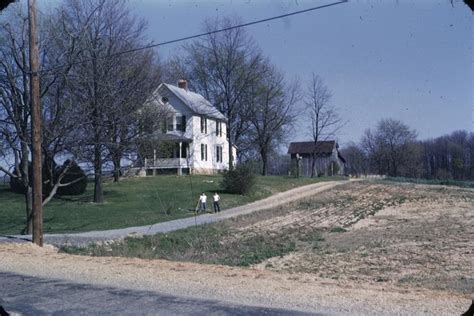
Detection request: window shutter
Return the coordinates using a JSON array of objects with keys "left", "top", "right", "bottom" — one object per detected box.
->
[
  {"left": 205, "top": 144, "right": 208, "bottom": 161},
  {"left": 182, "top": 115, "right": 186, "bottom": 132},
  {"left": 161, "top": 119, "right": 167, "bottom": 133},
  {"left": 201, "top": 144, "right": 204, "bottom": 161}
]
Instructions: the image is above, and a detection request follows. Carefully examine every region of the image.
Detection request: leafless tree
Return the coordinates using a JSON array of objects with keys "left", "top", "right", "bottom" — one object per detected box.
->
[
  {"left": 247, "top": 62, "right": 299, "bottom": 175},
  {"left": 420, "top": 130, "right": 473, "bottom": 180},
  {"left": 0, "top": 10, "right": 34, "bottom": 232},
  {"left": 0, "top": 6, "right": 82, "bottom": 232},
  {"left": 57, "top": 0, "right": 160, "bottom": 200},
  {"left": 341, "top": 142, "right": 368, "bottom": 177},
  {"left": 104, "top": 51, "right": 161, "bottom": 182},
  {"left": 361, "top": 118, "right": 419, "bottom": 177},
  {"left": 183, "top": 16, "right": 264, "bottom": 168},
  {"left": 304, "top": 73, "right": 343, "bottom": 177},
  {"left": 360, "top": 128, "right": 385, "bottom": 174}
]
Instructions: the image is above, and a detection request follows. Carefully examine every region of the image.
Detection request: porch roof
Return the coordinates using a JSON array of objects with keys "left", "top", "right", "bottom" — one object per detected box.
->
[{"left": 144, "top": 132, "right": 192, "bottom": 142}]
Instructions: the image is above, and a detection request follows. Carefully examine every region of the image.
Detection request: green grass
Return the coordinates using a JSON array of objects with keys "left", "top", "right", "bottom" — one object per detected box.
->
[
  {"left": 384, "top": 177, "right": 474, "bottom": 188},
  {"left": 0, "top": 175, "right": 341, "bottom": 235},
  {"left": 329, "top": 226, "right": 347, "bottom": 233},
  {"left": 62, "top": 222, "right": 299, "bottom": 267}
]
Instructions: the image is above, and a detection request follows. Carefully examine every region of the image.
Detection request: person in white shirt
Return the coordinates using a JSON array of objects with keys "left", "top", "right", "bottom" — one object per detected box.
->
[
  {"left": 199, "top": 193, "right": 207, "bottom": 213},
  {"left": 213, "top": 192, "right": 221, "bottom": 213}
]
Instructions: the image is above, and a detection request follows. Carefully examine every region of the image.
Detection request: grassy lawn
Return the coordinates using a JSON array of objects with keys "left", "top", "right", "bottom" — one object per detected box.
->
[
  {"left": 383, "top": 177, "right": 474, "bottom": 188},
  {"left": 0, "top": 175, "right": 341, "bottom": 235}
]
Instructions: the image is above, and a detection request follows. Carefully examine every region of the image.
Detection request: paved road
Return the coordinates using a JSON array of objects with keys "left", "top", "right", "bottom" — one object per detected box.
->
[
  {"left": 1, "top": 181, "right": 349, "bottom": 247},
  {"left": 0, "top": 272, "right": 321, "bottom": 316}
]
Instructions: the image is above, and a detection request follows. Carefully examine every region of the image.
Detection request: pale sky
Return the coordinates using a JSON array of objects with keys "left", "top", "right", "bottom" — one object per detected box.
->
[{"left": 131, "top": 0, "right": 473, "bottom": 147}]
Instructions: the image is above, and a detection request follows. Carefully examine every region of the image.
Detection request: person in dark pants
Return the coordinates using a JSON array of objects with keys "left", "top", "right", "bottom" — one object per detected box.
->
[
  {"left": 213, "top": 192, "right": 221, "bottom": 213},
  {"left": 199, "top": 193, "right": 207, "bottom": 213}
]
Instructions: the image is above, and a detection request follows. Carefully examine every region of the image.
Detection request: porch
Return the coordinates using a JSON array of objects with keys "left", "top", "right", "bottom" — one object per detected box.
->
[
  {"left": 144, "top": 157, "right": 190, "bottom": 176},
  {"left": 143, "top": 139, "right": 190, "bottom": 176}
]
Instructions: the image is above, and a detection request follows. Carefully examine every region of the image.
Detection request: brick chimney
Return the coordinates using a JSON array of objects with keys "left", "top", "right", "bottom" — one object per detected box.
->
[{"left": 178, "top": 79, "right": 188, "bottom": 90}]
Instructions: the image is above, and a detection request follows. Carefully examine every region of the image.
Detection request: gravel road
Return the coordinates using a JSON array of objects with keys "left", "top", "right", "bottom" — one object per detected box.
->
[
  {"left": 0, "top": 272, "right": 315, "bottom": 316},
  {"left": 0, "top": 180, "right": 349, "bottom": 246}
]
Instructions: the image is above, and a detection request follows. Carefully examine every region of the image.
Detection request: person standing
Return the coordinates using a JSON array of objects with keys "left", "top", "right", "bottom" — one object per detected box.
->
[
  {"left": 213, "top": 192, "right": 221, "bottom": 213},
  {"left": 199, "top": 193, "right": 207, "bottom": 213}
]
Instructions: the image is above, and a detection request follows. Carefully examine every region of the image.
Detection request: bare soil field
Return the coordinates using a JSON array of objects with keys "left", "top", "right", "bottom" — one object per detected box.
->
[{"left": 250, "top": 181, "right": 473, "bottom": 294}]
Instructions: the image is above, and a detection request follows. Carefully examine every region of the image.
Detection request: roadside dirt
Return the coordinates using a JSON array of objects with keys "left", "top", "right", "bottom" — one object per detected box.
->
[{"left": 0, "top": 242, "right": 470, "bottom": 315}]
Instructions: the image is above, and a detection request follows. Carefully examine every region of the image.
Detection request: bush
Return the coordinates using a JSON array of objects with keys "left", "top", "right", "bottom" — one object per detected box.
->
[
  {"left": 57, "top": 160, "right": 87, "bottom": 195},
  {"left": 8, "top": 160, "right": 86, "bottom": 196},
  {"left": 9, "top": 163, "right": 34, "bottom": 194},
  {"left": 220, "top": 164, "right": 256, "bottom": 195},
  {"left": 9, "top": 171, "right": 28, "bottom": 194}
]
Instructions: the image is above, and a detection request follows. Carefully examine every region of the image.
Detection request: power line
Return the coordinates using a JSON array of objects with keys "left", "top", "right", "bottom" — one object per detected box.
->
[{"left": 39, "top": 0, "right": 347, "bottom": 75}]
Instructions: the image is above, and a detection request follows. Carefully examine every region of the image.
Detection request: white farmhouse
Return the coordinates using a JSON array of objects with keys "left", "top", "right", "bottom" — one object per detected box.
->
[{"left": 141, "top": 80, "right": 236, "bottom": 175}]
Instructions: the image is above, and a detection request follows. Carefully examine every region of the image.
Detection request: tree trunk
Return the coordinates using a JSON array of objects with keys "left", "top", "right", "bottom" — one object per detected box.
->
[
  {"left": 310, "top": 154, "right": 317, "bottom": 178},
  {"left": 93, "top": 144, "right": 104, "bottom": 203},
  {"left": 20, "top": 142, "right": 33, "bottom": 234},
  {"left": 261, "top": 150, "right": 268, "bottom": 176},
  {"left": 112, "top": 154, "right": 121, "bottom": 182},
  {"left": 228, "top": 125, "right": 234, "bottom": 170},
  {"left": 24, "top": 187, "right": 33, "bottom": 235},
  {"left": 43, "top": 153, "right": 55, "bottom": 194}
]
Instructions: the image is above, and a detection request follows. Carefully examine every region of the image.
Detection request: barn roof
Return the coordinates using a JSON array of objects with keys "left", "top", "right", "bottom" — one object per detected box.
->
[{"left": 287, "top": 141, "right": 336, "bottom": 155}]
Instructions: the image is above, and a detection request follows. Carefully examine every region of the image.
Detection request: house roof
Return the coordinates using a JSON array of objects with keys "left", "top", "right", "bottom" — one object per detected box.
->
[
  {"left": 162, "top": 83, "right": 227, "bottom": 121},
  {"left": 140, "top": 131, "right": 192, "bottom": 143},
  {"left": 288, "top": 141, "right": 337, "bottom": 155}
]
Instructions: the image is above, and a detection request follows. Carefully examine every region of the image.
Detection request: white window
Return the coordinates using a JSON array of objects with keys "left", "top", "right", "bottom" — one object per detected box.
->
[
  {"left": 216, "top": 145, "right": 223, "bottom": 162},
  {"left": 200, "top": 116, "right": 207, "bottom": 134},
  {"left": 216, "top": 121, "right": 223, "bottom": 137},
  {"left": 201, "top": 144, "right": 208, "bottom": 161}
]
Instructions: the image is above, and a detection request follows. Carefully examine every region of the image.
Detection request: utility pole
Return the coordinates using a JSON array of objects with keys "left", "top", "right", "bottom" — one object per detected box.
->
[{"left": 28, "top": 0, "right": 43, "bottom": 246}]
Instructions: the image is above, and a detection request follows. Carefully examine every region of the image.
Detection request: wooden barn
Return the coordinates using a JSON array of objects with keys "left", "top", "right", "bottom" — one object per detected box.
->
[{"left": 288, "top": 140, "right": 346, "bottom": 177}]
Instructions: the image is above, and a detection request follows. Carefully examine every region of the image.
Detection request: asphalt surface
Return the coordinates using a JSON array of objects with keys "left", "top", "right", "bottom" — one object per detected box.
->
[
  {"left": 0, "top": 272, "right": 321, "bottom": 316},
  {"left": 0, "top": 181, "right": 348, "bottom": 247}
]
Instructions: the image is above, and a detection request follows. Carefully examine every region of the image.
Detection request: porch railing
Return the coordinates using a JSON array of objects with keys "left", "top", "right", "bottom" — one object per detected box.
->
[{"left": 144, "top": 158, "right": 188, "bottom": 169}]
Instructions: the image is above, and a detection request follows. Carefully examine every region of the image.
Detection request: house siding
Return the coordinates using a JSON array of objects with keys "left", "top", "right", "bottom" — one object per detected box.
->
[
  {"left": 144, "top": 84, "right": 232, "bottom": 175},
  {"left": 191, "top": 116, "right": 230, "bottom": 174},
  {"left": 290, "top": 143, "right": 345, "bottom": 177}
]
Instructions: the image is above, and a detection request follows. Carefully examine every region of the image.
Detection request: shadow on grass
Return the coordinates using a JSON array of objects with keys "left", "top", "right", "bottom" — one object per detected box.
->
[
  {"left": 0, "top": 235, "right": 31, "bottom": 242},
  {"left": 53, "top": 195, "right": 91, "bottom": 203}
]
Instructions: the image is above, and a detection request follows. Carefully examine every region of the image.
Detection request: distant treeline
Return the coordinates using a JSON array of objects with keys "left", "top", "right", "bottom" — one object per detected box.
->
[{"left": 342, "top": 119, "right": 473, "bottom": 181}]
